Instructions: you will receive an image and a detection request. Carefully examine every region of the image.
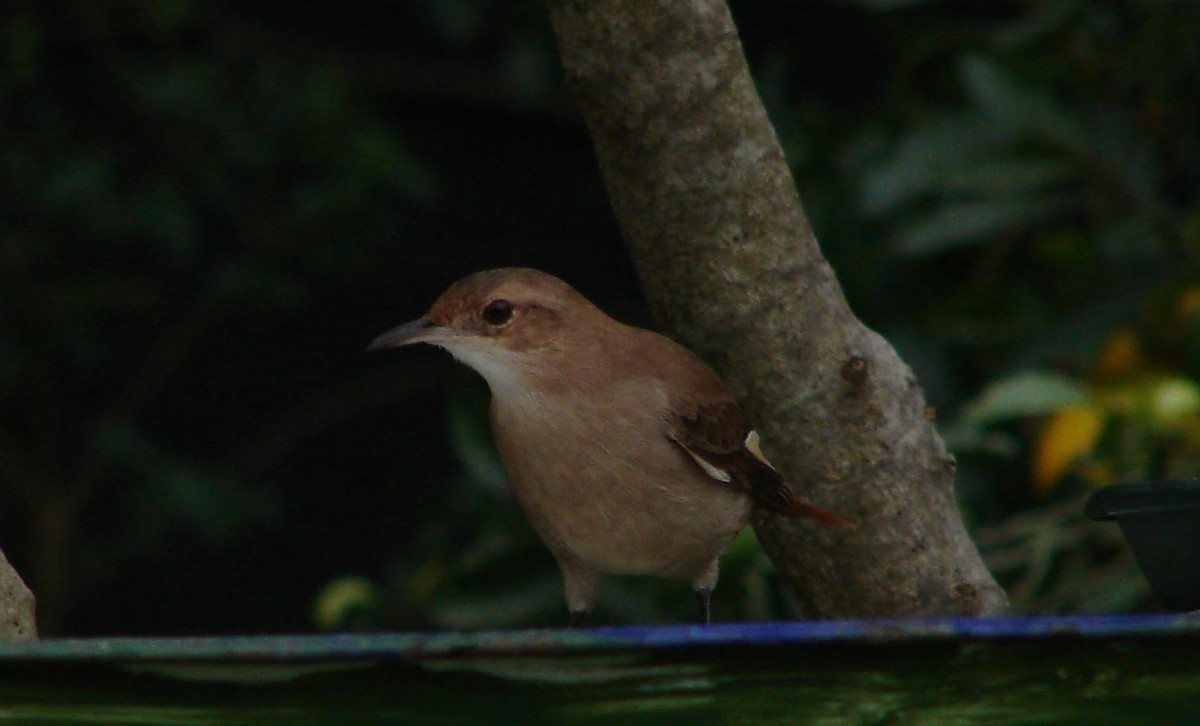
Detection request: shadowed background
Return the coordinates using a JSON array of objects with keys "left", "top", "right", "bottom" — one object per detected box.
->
[{"left": 2, "top": 0, "right": 1198, "bottom": 635}]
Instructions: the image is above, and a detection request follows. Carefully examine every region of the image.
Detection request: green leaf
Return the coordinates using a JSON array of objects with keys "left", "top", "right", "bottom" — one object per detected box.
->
[
  {"left": 938, "top": 158, "right": 1075, "bottom": 198},
  {"left": 960, "top": 370, "right": 1092, "bottom": 426},
  {"left": 960, "top": 55, "right": 1084, "bottom": 152},
  {"left": 893, "top": 194, "right": 1077, "bottom": 256},
  {"left": 861, "top": 116, "right": 1014, "bottom": 215}
]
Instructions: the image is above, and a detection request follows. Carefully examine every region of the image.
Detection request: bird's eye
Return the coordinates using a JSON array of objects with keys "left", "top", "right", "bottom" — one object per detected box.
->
[{"left": 481, "top": 299, "right": 514, "bottom": 326}]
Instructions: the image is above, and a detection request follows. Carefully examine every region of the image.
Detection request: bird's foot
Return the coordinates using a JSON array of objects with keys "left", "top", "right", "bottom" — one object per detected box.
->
[{"left": 695, "top": 587, "right": 713, "bottom": 626}]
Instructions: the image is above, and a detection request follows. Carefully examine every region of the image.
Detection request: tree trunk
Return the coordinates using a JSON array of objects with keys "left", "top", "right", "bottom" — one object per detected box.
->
[
  {"left": 1, "top": 548, "right": 36, "bottom": 640},
  {"left": 546, "top": 0, "right": 1006, "bottom": 618}
]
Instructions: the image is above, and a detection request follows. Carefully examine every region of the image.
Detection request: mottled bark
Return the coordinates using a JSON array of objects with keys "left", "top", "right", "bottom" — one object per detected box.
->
[
  {"left": 1, "top": 548, "right": 36, "bottom": 640},
  {"left": 546, "top": 0, "right": 1006, "bottom": 618}
]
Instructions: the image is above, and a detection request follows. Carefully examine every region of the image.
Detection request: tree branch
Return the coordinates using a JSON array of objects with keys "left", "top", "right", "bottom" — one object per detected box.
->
[{"left": 546, "top": 0, "right": 1006, "bottom": 618}]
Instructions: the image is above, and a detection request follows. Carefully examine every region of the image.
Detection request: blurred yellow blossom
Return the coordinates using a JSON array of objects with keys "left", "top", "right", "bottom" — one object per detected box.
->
[{"left": 1032, "top": 405, "right": 1107, "bottom": 495}]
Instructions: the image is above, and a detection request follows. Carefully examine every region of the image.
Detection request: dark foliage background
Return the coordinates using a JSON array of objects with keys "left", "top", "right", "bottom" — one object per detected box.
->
[{"left": 1, "top": 0, "right": 1197, "bottom": 635}]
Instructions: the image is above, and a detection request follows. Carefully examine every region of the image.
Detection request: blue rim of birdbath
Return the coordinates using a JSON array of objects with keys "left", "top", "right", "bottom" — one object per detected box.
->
[
  {"left": 0, "top": 613, "right": 1197, "bottom": 662},
  {"left": 2, "top": 614, "right": 1198, "bottom": 724}
]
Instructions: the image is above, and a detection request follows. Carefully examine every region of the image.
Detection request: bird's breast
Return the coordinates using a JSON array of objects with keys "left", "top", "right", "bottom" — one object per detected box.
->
[{"left": 489, "top": 385, "right": 751, "bottom": 579}]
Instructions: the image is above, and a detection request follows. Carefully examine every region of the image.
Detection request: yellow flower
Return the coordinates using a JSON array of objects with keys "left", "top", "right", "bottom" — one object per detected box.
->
[
  {"left": 312, "top": 575, "right": 378, "bottom": 630},
  {"left": 1032, "top": 405, "right": 1107, "bottom": 495}
]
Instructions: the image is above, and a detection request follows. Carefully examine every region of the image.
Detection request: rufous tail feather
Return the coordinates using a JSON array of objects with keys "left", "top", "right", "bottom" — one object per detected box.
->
[{"left": 787, "top": 498, "right": 853, "bottom": 528}]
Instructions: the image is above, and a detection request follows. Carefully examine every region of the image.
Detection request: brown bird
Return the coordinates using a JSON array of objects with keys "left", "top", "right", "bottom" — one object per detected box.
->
[{"left": 370, "top": 268, "right": 848, "bottom": 625}]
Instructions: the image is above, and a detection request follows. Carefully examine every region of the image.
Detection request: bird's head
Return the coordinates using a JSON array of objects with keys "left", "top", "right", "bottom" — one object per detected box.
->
[{"left": 369, "top": 268, "right": 603, "bottom": 391}]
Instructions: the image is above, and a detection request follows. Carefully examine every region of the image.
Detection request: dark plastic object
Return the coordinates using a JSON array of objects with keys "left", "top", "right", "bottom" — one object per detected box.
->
[{"left": 1085, "top": 480, "right": 1200, "bottom": 611}]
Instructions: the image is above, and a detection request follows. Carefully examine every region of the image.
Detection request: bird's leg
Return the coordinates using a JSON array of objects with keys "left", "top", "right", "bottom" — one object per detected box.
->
[
  {"left": 695, "top": 586, "right": 713, "bottom": 626},
  {"left": 692, "top": 559, "right": 719, "bottom": 626},
  {"left": 560, "top": 560, "right": 600, "bottom": 629}
]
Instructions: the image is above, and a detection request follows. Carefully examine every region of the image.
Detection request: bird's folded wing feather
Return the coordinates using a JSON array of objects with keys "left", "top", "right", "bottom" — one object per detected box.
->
[{"left": 668, "top": 401, "right": 850, "bottom": 527}]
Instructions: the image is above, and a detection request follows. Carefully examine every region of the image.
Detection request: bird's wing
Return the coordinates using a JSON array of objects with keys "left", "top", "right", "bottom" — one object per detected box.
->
[{"left": 668, "top": 401, "right": 850, "bottom": 527}]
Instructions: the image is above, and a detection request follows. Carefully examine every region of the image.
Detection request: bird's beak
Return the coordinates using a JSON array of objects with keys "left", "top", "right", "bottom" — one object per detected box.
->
[{"left": 367, "top": 317, "right": 441, "bottom": 351}]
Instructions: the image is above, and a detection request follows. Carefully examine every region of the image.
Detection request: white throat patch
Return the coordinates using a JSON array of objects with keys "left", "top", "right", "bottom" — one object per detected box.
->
[{"left": 438, "top": 341, "right": 526, "bottom": 397}]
